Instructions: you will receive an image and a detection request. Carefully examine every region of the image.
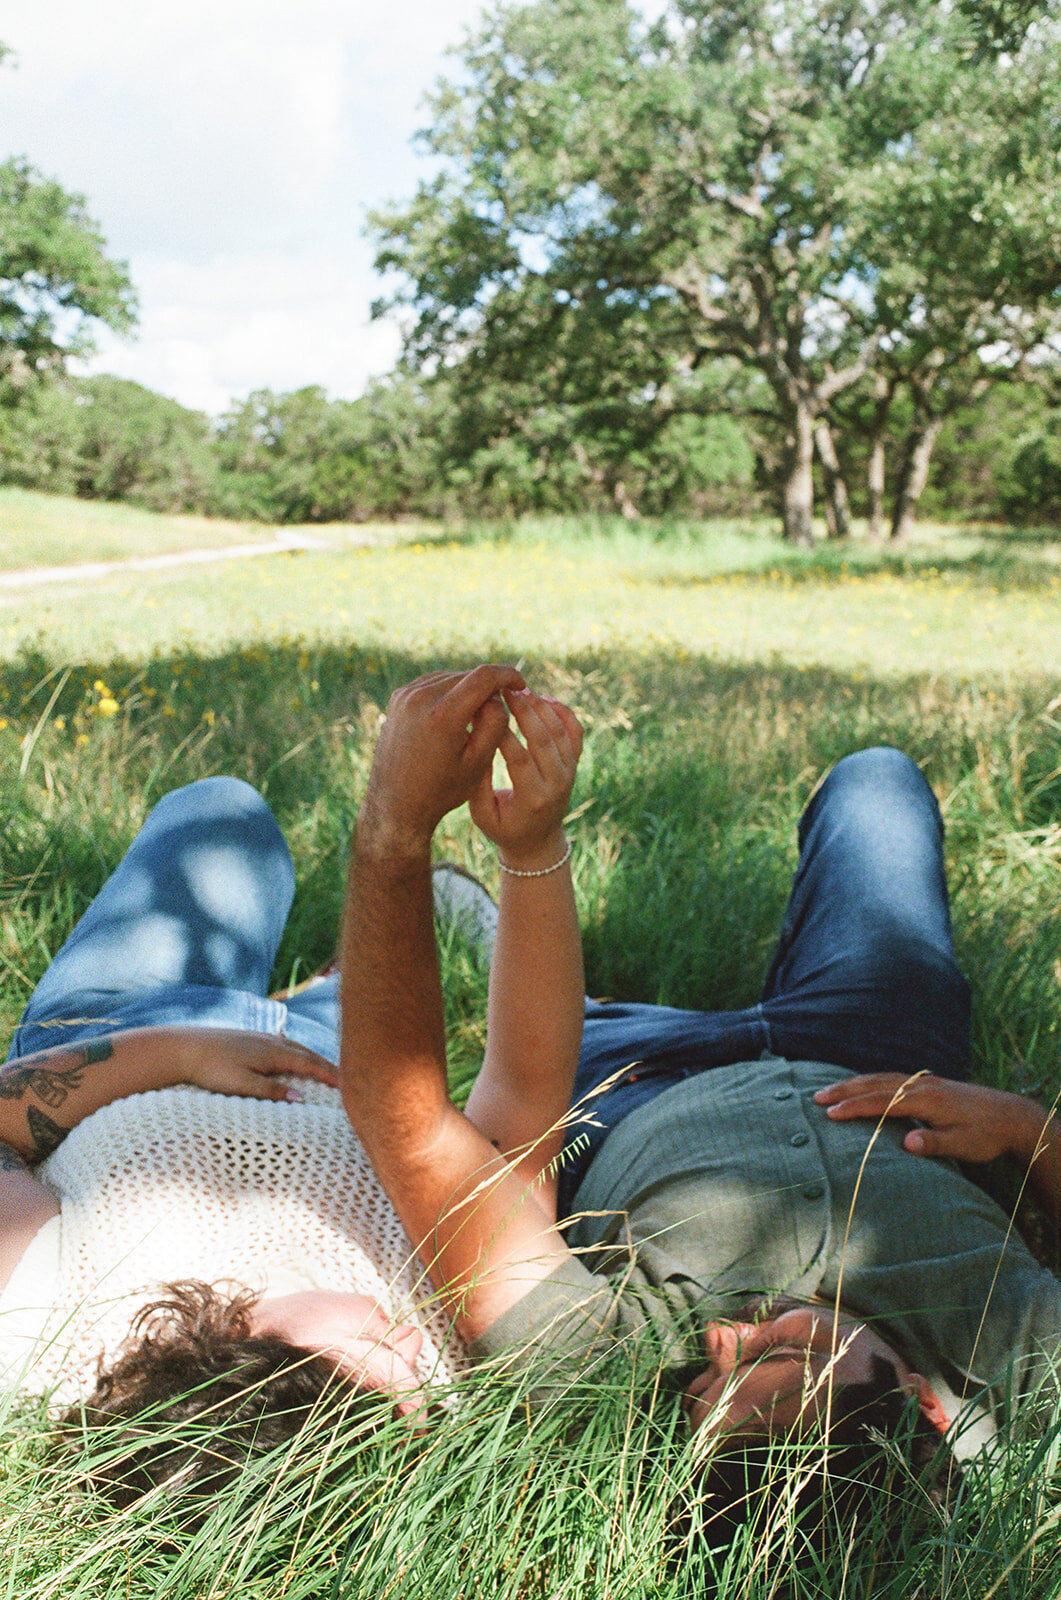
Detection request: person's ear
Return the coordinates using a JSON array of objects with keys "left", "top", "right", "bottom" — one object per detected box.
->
[{"left": 911, "top": 1374, "right": 950, "bottom": 1434}]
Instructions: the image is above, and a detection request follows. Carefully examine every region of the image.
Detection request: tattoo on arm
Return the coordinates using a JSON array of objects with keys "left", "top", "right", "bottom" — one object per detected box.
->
[
  {"left": 0, "top": 1037, "right": 113, "bottom": 1108},
  {"left": 27, "top": 1105, "right": 68, "bottom": 1162},
  {"left": 0, "top": 1142, "right": 30, "bottom": 1174}
]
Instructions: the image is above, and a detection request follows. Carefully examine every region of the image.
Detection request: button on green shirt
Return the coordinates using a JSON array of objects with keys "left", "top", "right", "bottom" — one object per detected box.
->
[{"left": 472, "top": 1058, "right": 1061, "bottom": 1431}]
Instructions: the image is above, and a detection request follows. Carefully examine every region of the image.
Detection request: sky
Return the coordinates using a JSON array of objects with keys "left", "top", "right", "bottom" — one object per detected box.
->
[{"left": 0, "top": 0, "right": 492, "bottom": 416}]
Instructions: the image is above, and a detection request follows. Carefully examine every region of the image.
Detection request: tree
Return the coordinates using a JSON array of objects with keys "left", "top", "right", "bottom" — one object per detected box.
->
[
  {"left": 0, "top": 376, "right": 216, "bottom": 512},
  {"left": 372, "top": 0, "right": 1061, "bottom": 539},
  {"left": 0, "top": 157, "right": 136, "bottom": 397},
  {"left": 822, "top": 10, "right": 1061, "bottom": 538},
  {"left": 211, "top": 379, "right": 457, "bottom": 523}
]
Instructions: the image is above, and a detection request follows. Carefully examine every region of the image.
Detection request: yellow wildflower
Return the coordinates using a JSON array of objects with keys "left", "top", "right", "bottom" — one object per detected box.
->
[{"left": 97, "top": 697, "right": 120, "bottom": 718}]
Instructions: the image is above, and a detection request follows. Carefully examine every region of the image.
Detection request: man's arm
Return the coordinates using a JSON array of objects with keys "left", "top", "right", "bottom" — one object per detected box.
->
[
  {"left": 340, "top": 667, "right": 575, "bottom": 1341},
  {"left": 815, "top": 1072, "right": 1061, "bottom": 1222}
]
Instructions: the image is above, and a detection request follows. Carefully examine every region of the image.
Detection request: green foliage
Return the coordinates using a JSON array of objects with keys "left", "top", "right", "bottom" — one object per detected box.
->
[
  {"left": 211, "top": 377, "right": 458, "bottom": 523},
  {"left": 0, "top": 158, "right": 136, "bottom": 396},
  {"left": 0, "top": 376, "right": 216, "bottom": 513},
  {"left": 7, "top": 365, "right": 1061, "bottom": 528},
  {"left": 1000, "top": 418, "right": 1061, "bottom": 525},
  {"left": 370, "top": 0, "right": 1061, "bottom": 536},
  {"left": 958, "top": 0, "right": 1061, "bottom": 55}
]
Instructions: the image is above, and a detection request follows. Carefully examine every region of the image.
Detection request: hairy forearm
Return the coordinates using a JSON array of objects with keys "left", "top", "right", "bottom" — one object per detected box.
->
[
  {"left": 339, "top": 827, "right": 567, "bottom": 1332},
  {"left": 339, "top": 827, "right": 451, "bottom": 1166}
]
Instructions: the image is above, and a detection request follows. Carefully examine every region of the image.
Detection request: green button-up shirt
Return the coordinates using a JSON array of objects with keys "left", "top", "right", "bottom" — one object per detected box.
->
[{"left": 472, "top": 1057, "right": 1061, "bottom": 1435}]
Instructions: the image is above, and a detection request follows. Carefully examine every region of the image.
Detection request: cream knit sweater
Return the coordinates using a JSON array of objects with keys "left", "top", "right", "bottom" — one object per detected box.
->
[{"left": 0, "top": 1080, "right": 466, "bottom": 1402}]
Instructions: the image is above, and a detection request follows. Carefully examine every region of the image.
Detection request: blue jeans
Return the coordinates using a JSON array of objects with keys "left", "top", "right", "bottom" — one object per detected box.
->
[
  {"left": 559, "top": 747, "right": 972, "bottom": 1215},
  {"left": 7, "top": 778, "right": 340, "bottom": 1066}
]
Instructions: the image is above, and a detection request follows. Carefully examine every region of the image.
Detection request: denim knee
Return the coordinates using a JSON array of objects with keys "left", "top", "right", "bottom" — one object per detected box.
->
[
  {"left": 801, "top": 747, "right": 940, "bottom": 844},
  {"left": 148, "top": 775, "right": 277, "bottom": 826}
]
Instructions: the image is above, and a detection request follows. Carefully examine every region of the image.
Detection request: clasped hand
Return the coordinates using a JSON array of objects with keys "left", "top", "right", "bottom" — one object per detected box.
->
[{"left": 358, "top": 665, "right": 582, "bottom": 867}]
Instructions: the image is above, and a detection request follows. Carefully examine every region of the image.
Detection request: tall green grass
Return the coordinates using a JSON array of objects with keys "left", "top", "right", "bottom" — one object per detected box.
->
[{"left": 1, "top": 512, "right": 1060, "bottom": 1594}]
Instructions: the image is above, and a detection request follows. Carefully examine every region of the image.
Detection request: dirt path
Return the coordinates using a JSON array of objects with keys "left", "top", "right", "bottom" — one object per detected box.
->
[{"left": 0, "top": 531, "right": 349, "bottom": 591}]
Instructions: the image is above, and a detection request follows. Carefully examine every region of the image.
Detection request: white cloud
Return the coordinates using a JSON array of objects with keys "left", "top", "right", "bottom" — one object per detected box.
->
[
  {"left": 78, "top": 249, "right": 404, "bottom": 414},
  {"left": 1, "top": 0, "right": 487, "bottom": 410},
  {"left": 2, "top": 0, "right": 668, "bottom": 413}
]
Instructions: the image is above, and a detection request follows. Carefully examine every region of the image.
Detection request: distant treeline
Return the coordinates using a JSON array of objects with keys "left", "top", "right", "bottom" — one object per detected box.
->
[{"left": 1, "top": 369, "right": 1058, "bottom": 528}]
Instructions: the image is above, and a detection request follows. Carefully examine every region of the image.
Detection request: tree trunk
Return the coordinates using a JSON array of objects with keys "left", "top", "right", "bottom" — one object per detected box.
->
[
  {"left": 781, "top": 403, "right": 815, "bottom": 544},
  {"left": 612, "top": 478, "right": 640, "bottom": 521},
  {"left": 865, "top": 375, "right": 894, "bottom": 541},
  {"left": 867, "top": 434, "right": 887, "bottom": 541},
  {"left": 814, "top": 418, "right": 851, "bottom": 540},
  {"left": 890, "top": 416, "right": 943, "bottom": 542}
]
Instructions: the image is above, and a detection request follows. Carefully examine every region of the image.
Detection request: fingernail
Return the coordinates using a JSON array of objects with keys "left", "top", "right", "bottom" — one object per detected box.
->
[{"left": 284, "top": 1088, "right": 304, "bottom": 1103}]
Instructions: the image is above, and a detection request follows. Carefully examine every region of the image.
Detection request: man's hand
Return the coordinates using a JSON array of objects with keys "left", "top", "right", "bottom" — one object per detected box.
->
[
  {"left": 814, "top": 1072, "right": 1052, "bottom": 1165},
  {"left": 470, "top": 688, "right": 583, "bottom": 871},
  {"left": 357, "top": 665, "right": 526, "bottom": 860}
]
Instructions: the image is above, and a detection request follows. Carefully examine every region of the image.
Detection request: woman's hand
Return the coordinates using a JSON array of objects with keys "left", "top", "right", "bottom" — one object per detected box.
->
[
  {"left": 469, "top": 688, "right": 583, "bottom": 871},
  {"left": 0, "top": 1027, "right": 341, "bottom": 1165},
  {"left": 814, "top": 1072, "right": 1049, "bottom": 1165},
  {"left": 177, "top": 1031, "right": 339, "bottom": 1101}
]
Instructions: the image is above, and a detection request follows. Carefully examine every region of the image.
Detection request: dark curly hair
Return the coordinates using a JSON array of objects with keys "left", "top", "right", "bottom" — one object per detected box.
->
[{"left": 58, "top": 1280, "right": 390, "bottom": 1509}]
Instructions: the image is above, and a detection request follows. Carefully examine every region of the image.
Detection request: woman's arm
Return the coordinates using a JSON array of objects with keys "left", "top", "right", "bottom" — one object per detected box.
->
[
  {"left": 0, "top": 1145, "right": 60, "bottom": 1294},
  {"left": 814, "top": 1072, "right": 1061, "bottom": 1223},
  {"left": 0, "top": 1028, "right": 338, "bottom": 1296},
  {"left": 463, "top": 688, "right": 584, "bottom": 1210},
  {"left": 0, "top": 1027, "right": 338, "bottom": 1163}
]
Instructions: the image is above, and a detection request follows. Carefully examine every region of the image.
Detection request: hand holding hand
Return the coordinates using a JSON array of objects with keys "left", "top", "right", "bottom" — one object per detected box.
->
[
  {"left": 814, "top": 1072, "right": 1050, "bottom": 1166},
  {"left": 180, "top": 1031, "right": 339, "bottom": 1102},
  {"left": 469, "top": 688, "right": 583, "bottom": 871},
  {"left": 358, "top": 665, "right": 526, "bottom": 858}
]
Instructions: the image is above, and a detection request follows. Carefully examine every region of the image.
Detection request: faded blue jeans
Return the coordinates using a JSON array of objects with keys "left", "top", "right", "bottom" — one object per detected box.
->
[
  {"left": 7, "top": 777, "right": 340, "bottom": 1066},
  {"left": 559, "top": 747, "right": 972, "bottom": 1215}
]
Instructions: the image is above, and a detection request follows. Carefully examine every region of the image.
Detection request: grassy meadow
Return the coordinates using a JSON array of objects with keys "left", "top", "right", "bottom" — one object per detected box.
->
[{"left": 1, "top": 498, "right": 1060, "bottom": 1596}]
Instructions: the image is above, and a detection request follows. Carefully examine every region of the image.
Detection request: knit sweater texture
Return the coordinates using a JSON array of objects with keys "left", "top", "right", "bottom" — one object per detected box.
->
[{"left": 0, "top": 1080, "right": 465, "bottom": 1401}]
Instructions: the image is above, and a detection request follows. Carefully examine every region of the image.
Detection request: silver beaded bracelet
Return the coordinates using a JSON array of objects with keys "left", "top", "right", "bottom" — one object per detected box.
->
[{"left": 498, "top": 838, "right": 572, "bottom": 878}]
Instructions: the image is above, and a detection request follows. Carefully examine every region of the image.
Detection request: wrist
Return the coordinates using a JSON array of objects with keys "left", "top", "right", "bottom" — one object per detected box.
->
[
  {"left": 498, "top": 831, "right": 570, "bottom": 877},
  {"left": 354, "top": 803, "right": 435, "bottom": 866},
  {"left": 162, "top": 1029, "right": 203, "bottom": 1089},
  {"left": 1009, "top": 1095, "right": 1055, "bottom": 1166}
]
